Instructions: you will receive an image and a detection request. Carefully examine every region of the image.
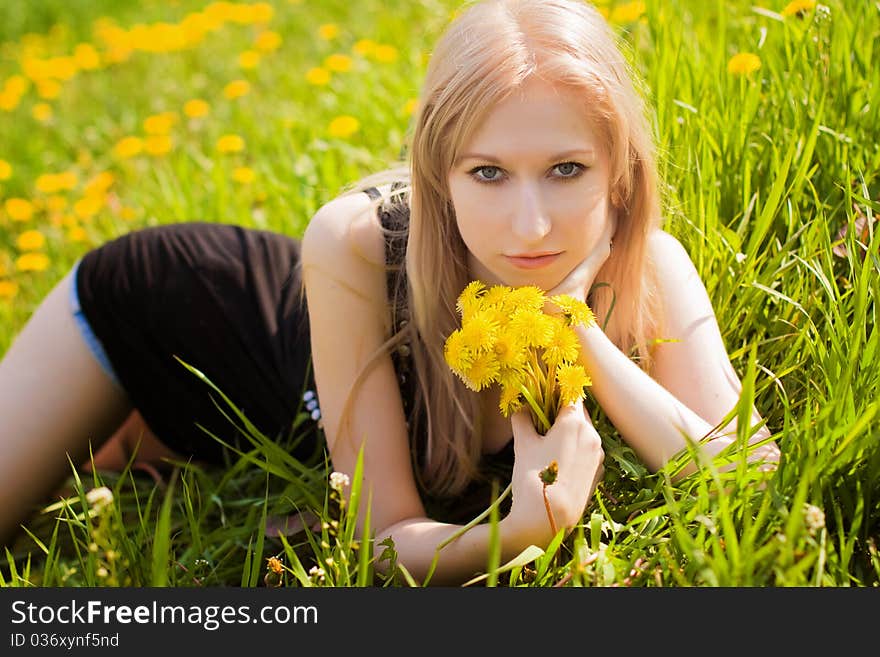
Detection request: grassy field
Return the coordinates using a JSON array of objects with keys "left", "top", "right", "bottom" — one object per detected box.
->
[{"left": 1, "top": 0, "right": 878, "bottom": 587}]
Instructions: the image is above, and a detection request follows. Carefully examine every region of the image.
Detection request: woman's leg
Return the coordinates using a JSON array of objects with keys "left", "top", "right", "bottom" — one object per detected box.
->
[{"left": 0, "top": 269, "right": 132, "bottom": 545}]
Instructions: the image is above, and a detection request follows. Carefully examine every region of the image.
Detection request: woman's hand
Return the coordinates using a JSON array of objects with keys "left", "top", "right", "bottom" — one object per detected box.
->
[
  {"left": 506, "top": 402, "right": 605, "bottom": 546},
  {"left": 546, "top": 217, "right": 617, "bottom": 303}
]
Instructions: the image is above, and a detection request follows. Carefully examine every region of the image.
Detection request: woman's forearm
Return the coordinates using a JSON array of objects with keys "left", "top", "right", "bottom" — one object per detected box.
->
[
  {"left": 375, "top": 515, "right": 536, "bottom": 586},
  {"left": 575, "top": 323, "right": 765, "bottom": 474}
]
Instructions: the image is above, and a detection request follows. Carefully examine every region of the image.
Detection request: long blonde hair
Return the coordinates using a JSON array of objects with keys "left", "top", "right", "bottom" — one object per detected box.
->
[{"left": 336, "top": 0, "right": 662, "bottom": 498}]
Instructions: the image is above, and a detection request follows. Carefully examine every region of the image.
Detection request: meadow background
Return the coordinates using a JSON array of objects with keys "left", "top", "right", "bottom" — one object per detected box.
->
[{"left": 0, "top": 0, "right": 877, "bottom": 587}]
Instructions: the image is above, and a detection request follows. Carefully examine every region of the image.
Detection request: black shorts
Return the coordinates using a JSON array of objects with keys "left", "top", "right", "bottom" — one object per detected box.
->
[{"left": 75, "top": 222, "right": 321, "bottom": 464}]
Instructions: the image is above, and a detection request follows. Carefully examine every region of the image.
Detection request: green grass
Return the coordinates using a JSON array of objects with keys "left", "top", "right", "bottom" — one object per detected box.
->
[{"left": 1, "top": 0, "right": 878, "bottom": 587}]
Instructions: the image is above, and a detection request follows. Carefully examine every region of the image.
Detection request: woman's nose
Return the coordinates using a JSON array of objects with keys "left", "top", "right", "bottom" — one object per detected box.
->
[{"left": 511, "top": 183, "right": 551, "bottom": 243}]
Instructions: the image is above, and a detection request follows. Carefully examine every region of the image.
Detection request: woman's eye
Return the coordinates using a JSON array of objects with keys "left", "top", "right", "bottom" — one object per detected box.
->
[
  {"left": 553, "top": 162, "right": 583, "bottom": 177},
  {"left": 472, "top": 166, "right": 503, "bottom": 182}
]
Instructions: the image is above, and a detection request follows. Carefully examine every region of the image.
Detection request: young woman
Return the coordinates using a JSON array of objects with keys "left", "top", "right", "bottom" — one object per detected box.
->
[{"left": 0, "top": 0, "right": 779, "bottom": 584}]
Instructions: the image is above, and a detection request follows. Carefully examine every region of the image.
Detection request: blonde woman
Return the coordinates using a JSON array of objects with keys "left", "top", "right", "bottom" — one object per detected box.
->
[{"left": 0, "top": 0, "right": 779, "bottom": 584}]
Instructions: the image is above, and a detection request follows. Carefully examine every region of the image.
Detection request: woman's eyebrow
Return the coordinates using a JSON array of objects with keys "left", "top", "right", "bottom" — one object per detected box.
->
[{"left": 455, "top": 148, "right": 596, "bottom": 165}]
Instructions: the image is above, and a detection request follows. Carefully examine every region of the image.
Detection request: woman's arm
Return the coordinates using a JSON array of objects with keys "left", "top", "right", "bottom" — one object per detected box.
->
[{"left": 576, "top": 230, "right": 779, "bottom": 476}]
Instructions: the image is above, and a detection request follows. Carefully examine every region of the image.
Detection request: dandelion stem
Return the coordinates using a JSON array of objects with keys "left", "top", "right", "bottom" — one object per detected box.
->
[
  {"left": 519, "top": 383, "right": 550, "bottom": 433},
  {"left": 542, "top": 484, "right": 558, "bottom": 536}
]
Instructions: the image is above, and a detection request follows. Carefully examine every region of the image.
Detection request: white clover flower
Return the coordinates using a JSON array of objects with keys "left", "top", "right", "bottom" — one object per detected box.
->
[
  {"left": 329, "top": 471, "right": 350, "bottom": 493},
  {"left": 803, "top": 503, "right": 826, "bottom": 535},
  {"left": 308, "top": 566, "right": 326, "bottom": 581},
  {"left": 85, "top": 486, "right": 114, "bottom": 512}
]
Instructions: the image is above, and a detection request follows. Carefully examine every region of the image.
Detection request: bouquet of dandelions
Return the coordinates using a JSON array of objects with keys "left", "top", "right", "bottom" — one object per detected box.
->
[{"left": 443, "top": 280, "right": 596, "bottom": 435}]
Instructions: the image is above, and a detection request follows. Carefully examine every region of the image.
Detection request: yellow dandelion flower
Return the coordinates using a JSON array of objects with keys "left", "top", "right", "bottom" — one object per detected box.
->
[
  {"left": 216, "top": 134, "right": 245, "bottom": 153},
  {"left": 183, "top": 98, "right": 210, "bottom": 118},
  {"left": 549, "top": 294, "right": 596, "bottom": 327},
  {"left": 509, "top": 308, "right": 554, "bottom": 348},
  {"left": 0, "top": 91, "right": 21, "bottom": 112},
  {"left": 56, "top": 171, "right": 78, "bottom": 191},
  {"left": 609, "top": 1, "right": 646, "bottom": 24},
  {"left": 251, "top": 2, "right": 274, "bottom": 23},
  {"left": 459, "top": 309, "right": 500, "bottom": 353},
  {"left": 444, "top": 328, "right": 473, "bottom": 375},
  {"left": 74, "top": 195, "right": 103, "bottom": 220},
  {"left": 374, "top": 44, "right": 398, "bottom": 63},
  {"left": 781, "top": 0, "right": 816, "bottom": 17},
  {"left": 32, "top": 102, "right": 53, "bottom": 122},
  {"left": 456, "top": 279, "right": 487, "bottom": 318},
  {"left": 0, "top": 280, "right": 18, "bottom": 299},
  {"left": 144, "top": 134, "right": 173, "bottom": 156},
  {"left": 232, "top": 166, "right": 256, "bottom": 184},
  {"left": 36, "top": 79, "right": 61, "bottom": 100},
  {"left": 67, "top": 226, "right": 88, "bottom": 242},
  {"left": 73, "top": 43, "right": 101, "bottom": 70},
  {"left": 727, "top": 52, "right": 761, "bottom": 76},
  {"left": 556, "top": 363, "right": 591, "bottom": 406},
  {"left": 318, "top": 23, "right": 339, "bottom": 40},
  {"left": 255, "top": 30, "right": 282, "bottom": 52},
  {"left": 542, "top": 319, "right": 581, "bottom": 366},
  {"left": 16, "top": 252, "right": 50, "bottom": 272},
  {"left": 113, "top": 136, "right": 143, "bottom": 159},
  {"left": 306, "top": 67, "right": 331, "bottom": 85},
  {"left": 327, "top": 115, "right": 359, "bottom": 139},
  {"left": 499, "top": 377, "right": 525, "bottom": 416},
  {"left": 223, "top": 79, "right": 250, "bottom": 99},
  {"left": 505, "top": 285, "right": 546, "bottom": 313},
  {"left": 84, "top": 172, "right": 114, "bottom": 196},
  {"left": 35, "top": 173, "right": 62, "bottom": 194},
  {"left": 493, "top": 329, "right": 529, "bottom": 370},
  {"left": 143, "top": 112, "right": 176, "bottom": 135},
  {"left": 16, "top": 230, "right": 45, "bottom": 251},
  {"left": 238, "top": 50, "right": 261, "bottom": 69},
  {"left": 5, "top": 198, "right": 34, "bottom": 222},
  {"left": 482, "top": 284, "right": 512, "bottom": 308},
  {"left": 0, "top": 159, "right": 12, "bottom": 180},
  {"left": 46, "top": 195, "right": 67, "bottom": 212},
  {"left": 324, "top": 53, "right": 353, "bottom": 72},
  {"left": 461, "top": 351, "right": 500, "bottom": 391},
  {"left": 353, "top": 39, "right": 376, "bottom": 57}
]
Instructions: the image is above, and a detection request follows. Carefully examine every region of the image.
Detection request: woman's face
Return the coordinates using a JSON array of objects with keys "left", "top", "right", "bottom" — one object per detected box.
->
[{"left": 447, "top": 77, "right": 614, "bottom": 291}]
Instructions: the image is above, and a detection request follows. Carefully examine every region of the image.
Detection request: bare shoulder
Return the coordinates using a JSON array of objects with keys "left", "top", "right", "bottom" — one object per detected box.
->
[{"left": 301, "top": 188, "right": 387, "bottom": 270}]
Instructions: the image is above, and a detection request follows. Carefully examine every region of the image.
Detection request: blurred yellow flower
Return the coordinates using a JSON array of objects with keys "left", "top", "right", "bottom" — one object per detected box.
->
[
  {"left": 327, "top": 115, "right": 360, "bottom": 139},
  {"left": 0, "top": 280, "right": 18, "bottom": 299},
  {"left": 0, "top": 91, "right": 21, "bottom": 112},
  {"left": 32, "top": 102, "right": 53, "bottom": 122},
  {"left": 46, "top": 195, "right": 68, "bottom": 212},
  {"left": 255, "top": 30, "right": 282, "bottom": 52},
  {"left": 0, "top": 159, "right": 12, "bottom": 180},
  {"left": 352, "top": 39, "right": 376, "bottom": 57},
  {"left": 36, "top": 79, "right": 62, "bottom": 100},
  {"left": 4, "top": 75, "right": 28, "bottom": 96},
  {"left": 5, "top": 198, "right": 34, "bottom": 222},
  {"left": 324, "top": 54, "right": 353, "bottom": 72},
  {"left": 144, "top": 134, "right": 174, "bottom": 156},
  {"left": 727, "top": 52, "right": 762, "bottom": 75},
  {"left": 67, "top": 226, "right": 88, "bottom": 242},
  {"left": 84, "top": 172, "right": 114, "bottom": 196},
  {"left": 16, "top": 230, "right": 45, "bottom": 251},
  {"left": 16, "top": 252, "right": 50, "bottom": 272},
  {"left": 35, "top": 172, "right": 77, "bottom": 194},
  {"left": 183, "top": 98, "right": 210, "bottom": 118},
  {"left": 216, "top": 134, "right": 245, "bottom": 153},
  {"left": 114, "top": 136, "right": 143, "bottom": 158},
  {"left": 374, "top": 45, "right": 398, "bottom": 63},
  {"left": 306, "top": 67, "right": 331, "bottom": 85},
  {"left": 223, "top": 79, "right": 250, "bottom": 99},
  {"left": 609, "top": 1, "right": 646, "bottom": 23},
  {"left": 781, "top": 0, "right": 816, "bottom": 17},
  {"left": 74, "top": 196, "right": 103, "bottom": 219},
  {"left": 239, "top": 50, "right": 261, "bottom": 69},
  {"left": 73, "top": 43, "right": 101, "bottom": 70},
  {"left": 403, "top": 98, "right": 418, "bottom": 117},
  {"left": 318, "top": 24, "right": 339, "bottom": 40},
  {"left": 120, "top": 206, "right": 138, "bottom": 221},
  {"left": 232, "top": 166, "right": 256, "bottom": 184},
  {"left": 143, "top": 112, "right": 177, "bottom": 135}
]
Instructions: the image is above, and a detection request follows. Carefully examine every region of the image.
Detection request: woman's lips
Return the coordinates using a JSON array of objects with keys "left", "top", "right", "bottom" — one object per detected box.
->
[{"left": 504, "top": 253, "right": 561, "bottom": 269}]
